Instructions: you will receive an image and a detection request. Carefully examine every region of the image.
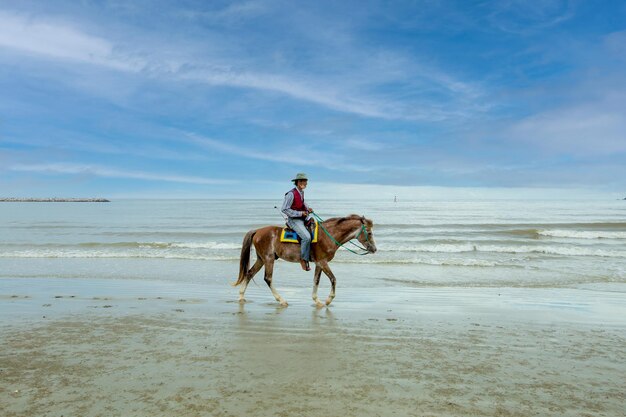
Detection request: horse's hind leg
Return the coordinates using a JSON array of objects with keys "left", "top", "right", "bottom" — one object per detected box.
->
[
  {"left": 263, "top": 259, "right": 288, "bottom": 307},
  {"left": 320, "top": 262, "right": 337, "bottom": 306},
  {"left": 312, "top": 264, "right": 324, "bottom": 308},
  {"left": 239, "top": 257, "right": 263, "bottom": 303}
]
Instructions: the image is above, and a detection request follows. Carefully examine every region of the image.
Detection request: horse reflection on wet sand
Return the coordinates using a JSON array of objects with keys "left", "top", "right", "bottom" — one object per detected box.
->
[{"left": 233, "top": 214, "right": 376, "bottom": 307}]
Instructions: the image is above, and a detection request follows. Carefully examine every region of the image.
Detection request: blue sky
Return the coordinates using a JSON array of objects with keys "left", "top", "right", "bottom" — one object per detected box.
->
[{"left": 1, "top": 0, "right": 625, "bottom": 199}]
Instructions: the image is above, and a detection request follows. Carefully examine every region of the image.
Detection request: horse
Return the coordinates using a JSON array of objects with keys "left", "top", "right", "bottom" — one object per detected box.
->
[{"left": 233, "top": 214, "right": 377, "bottom": 307}]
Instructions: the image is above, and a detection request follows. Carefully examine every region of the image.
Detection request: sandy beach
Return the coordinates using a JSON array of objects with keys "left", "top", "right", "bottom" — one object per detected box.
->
[
  {"left": 1, "top": 278, "right": 625, "bottom": 417},
  {"left": 3, "top": 0, "right": 626, "bottom": 411}
]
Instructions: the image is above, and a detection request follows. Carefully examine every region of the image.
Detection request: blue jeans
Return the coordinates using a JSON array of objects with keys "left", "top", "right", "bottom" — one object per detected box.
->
[{"left": 287, "top": 218, "right": 311, "bottom": 261}]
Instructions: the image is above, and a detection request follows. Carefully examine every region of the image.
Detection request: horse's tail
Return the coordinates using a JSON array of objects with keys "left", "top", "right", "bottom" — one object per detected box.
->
[{"left": 233, "top": 230, "right": 256, "bottom": 286}]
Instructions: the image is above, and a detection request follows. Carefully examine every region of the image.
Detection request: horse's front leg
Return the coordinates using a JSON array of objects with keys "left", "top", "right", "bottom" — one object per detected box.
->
[
  {"left": 264, "top": 258, "right": 288, "bottom": 307},
  {"left": 319, "top": 262, "right": 337, "bottom": 306},
  {"left": 312, "top": 264, "right": 324, "bottom": 308}
]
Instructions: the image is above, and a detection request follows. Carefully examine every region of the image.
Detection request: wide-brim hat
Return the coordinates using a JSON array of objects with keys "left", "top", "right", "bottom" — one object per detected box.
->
[{"left": 292, "top": 172, "right": 308, "bottom": 182}]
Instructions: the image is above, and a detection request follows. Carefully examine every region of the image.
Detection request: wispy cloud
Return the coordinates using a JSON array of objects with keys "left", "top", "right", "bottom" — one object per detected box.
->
[
  {"left": 507, "top": 103, "right": 626, "bottom": 155},
  {"left": 501, "top": 30, "right": 626, "bottom": 156},
  {"left": 178, "top": 69, "right": 402, "bottom": 120},
  {"left": 177, "top": 1, "right": 268, "bottom": 23},
  {"left": 181, "top": 132, "right": 376, "bottom": 172},
  {"left": 0, "top": 9, "right": 482, "bottom": 122},
  {"left": 181, "top": 133, "right": 377, "bottom": 173},
  {"left": 2, "top": 133, "right": 210, "bottom": 162},
  {"left": 7, "top": 163, "right": 236, "bottom": 185},
  {"left": 339, "top": 137, "right": 386, "bottom": 152},
  {"left": 0, "top": 10, "right": 140, "bottom": 71},
  {"left": 487, "top": 0, "right": 576, "bottom": 35},
  {"left": 182, "top": 133, "right": 318, "bottom": 166},
  {"left": 2, "top": 1, "right": 624, "bottom": 195}
]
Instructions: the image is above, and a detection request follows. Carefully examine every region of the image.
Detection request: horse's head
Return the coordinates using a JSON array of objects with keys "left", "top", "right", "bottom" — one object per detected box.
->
[{"left": 356, "top": 215, "right": 377, "bottom": 254}]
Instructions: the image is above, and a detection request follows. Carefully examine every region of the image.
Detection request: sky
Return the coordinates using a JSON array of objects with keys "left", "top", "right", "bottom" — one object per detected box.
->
[{"left": 0, "top": 0, "right": 625, "bottom": 200}]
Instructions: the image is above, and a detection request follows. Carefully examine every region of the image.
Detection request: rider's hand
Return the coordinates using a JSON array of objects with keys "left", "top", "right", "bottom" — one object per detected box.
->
[{"left": 308, "top": 208, "right": 314, "bottom": 213}]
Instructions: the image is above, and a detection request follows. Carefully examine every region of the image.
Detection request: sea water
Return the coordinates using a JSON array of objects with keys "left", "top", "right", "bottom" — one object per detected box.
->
[{"left": 1, "top": 199, "right": 625, "bottom": 290}]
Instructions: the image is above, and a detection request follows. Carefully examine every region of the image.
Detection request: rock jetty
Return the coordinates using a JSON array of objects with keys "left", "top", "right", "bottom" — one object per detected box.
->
[{"left": 0, "top": 198, "right": 110, "bottom": 202}]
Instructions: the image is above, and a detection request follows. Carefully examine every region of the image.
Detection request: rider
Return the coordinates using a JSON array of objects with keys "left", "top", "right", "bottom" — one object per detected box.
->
[{"left": 282, "top": 173, "right": 314, "bottom": 271}]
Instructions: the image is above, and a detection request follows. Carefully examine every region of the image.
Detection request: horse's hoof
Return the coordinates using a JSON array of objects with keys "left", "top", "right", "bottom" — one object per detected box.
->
[
  {"left": 325, "top": 299, "right": 333, "bottom": 306},
  {"left": 279, "top": 301, "right": 289, "bottom": 307},
  {"left": 238, "top": 298, "right": 247, "bottom": 304},
  {"left": 315, "top": 301, "right": 324, "bottom": 308}
]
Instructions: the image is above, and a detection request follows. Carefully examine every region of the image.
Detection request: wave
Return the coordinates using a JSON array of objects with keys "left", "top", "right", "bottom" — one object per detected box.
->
[
  {"left": 3, "top": 241, "right": 624, "bottom": 259},
  {"left": 0, "top": 250, "right": 239, "bottom": 261},
  {"left": 496, "top": 228, "right": 626, "bottom": 239},
  {"left": 100, "top": 231, "right": 246, "bottom": 238},
  {"left": 537, "top": 230, "right": 626, "bottom": 239},
  {"left": 0, "top": 250, "right": 511, "bottom": 267},
  {"left": 376, "top": 243, "right": 626, "bottom": 257},
  {"left": 376, "top": 222, "right": 626, "bottom": 229},
  {"left": 382, "top": 275, "right": 626, "bottom": 288},
  {"left": 335, "top": 257, "right": 506, "bottom": 267},
  {"left": 4, "top": 241, "right": 243, "bottom": 250},
  {"left": 169, "top": 242, "right": 241, "bottom": 249},
  {"left": 496, "top": 229, "right": 541, "bottom": 238}
]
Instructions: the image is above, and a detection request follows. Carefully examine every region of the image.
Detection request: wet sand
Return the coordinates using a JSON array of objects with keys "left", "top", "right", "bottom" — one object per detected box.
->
[{"left": 1, "top": 278, "right": 625, "bottom": 416}]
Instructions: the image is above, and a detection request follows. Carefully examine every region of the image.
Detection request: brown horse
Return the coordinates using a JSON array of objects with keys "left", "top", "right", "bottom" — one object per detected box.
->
[{"left": 233, "top": 214, "right": 376, "bottom": 307}]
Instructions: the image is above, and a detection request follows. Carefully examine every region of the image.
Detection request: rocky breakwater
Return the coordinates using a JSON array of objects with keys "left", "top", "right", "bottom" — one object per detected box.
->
[{"left": 0, "top": 198, "right": 110, "bottom": 202}]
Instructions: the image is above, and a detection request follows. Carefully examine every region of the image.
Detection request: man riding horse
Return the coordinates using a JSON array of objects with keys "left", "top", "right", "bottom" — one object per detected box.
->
[
  {"left": 281, "top": 172, "right": 314, "bottom": 271},
  {"left": 233, "top": 174, "right": 377, "bottom": 307}
]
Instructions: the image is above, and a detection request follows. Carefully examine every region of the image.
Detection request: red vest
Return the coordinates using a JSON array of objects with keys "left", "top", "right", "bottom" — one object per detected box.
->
[{"left": 289, "top": 188, "right": 306, "bottom": 213}]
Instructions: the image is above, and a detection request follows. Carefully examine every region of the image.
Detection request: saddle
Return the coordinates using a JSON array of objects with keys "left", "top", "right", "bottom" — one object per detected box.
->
[{"left": 280, "top": 219, "right": 319, "bottom": 243}]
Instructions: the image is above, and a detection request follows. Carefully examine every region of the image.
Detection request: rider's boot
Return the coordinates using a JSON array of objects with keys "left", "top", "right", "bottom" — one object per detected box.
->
[{"left": 300, "top": 259, "right": 311, "bottom": 271}]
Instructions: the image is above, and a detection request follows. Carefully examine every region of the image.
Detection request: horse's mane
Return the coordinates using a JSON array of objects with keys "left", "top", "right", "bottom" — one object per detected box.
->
[{"left": 324, "top": 214, "right": 372, "bottom": 227}]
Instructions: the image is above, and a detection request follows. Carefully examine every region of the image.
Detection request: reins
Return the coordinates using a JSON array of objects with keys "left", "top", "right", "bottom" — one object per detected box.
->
[{"left": 310, "top": 213, "right": 371, "bottom": 256}]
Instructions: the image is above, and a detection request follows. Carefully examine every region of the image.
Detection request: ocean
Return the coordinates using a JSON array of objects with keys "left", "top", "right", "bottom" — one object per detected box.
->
[
  {"left": 1, "top": 199, "right": 625, "bottom": 290},
  {"left": 2, "top": 199, "right": 626, "bottom": 417}
]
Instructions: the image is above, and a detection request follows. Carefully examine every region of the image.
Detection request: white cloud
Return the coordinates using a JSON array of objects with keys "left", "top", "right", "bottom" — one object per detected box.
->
[
  {"left": 181, "top": 132, "right": 377, "bottom": 173},
  {"left": 178, "top": 1, "right": 268, "bottom": 23},
  {"left": 0, "top": 10, "right": 395, "bottom": 119},
  {"left": 487, "top": 0, "right": 576, "bottom": 35},
  {"left": 1, "top": 133, "right": 210, "bottom": 162},
  {"left": 0, "top": 10, "right": 139, "bottom": 71},
  {"left": 507, "top": 100, "right": 626, "bottom": 155},
  {"left": 178, "top": 69, "right": 412, "bottom": 120},
  {"left": 182, "top": 133, "right": 318, "bottom": 166},
  {"left": 0, "top": 9, "right": 481, "bottom": 122},
  {"left": 8, "top": 163, "right": 236, "bottom": 185},
  {"left": 604, "top": 30, "right": 626, "bottom": 61},
  {"left": 341, "top": 137, "right": 385, "bottom": 151}
]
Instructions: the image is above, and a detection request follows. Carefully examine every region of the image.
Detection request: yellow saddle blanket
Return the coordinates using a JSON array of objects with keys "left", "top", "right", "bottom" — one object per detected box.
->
[{"left": 280, "top": 220, "right": 319, "bottom": 243}]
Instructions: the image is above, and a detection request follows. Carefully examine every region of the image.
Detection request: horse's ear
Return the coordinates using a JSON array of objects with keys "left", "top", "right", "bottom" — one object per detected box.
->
[{"left": 360, "top": 215, "right": 365, "bottom": 223}]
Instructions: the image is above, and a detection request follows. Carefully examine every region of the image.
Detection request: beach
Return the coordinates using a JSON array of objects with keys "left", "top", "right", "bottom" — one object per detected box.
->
[
  {"left": 3, "top": 0, "right": 626, "bottom": 414},
  {"left": 1, "top": 278, "right": 625, "bottom": 417},
  {"left": 1, "top": 200, "right": 625, "bottom": 416}
]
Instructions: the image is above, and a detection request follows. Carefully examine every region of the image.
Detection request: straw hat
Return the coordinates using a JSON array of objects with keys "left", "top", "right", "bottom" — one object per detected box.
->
[{"left": 292, "top": 173, "right": 308, "bottom": 182}]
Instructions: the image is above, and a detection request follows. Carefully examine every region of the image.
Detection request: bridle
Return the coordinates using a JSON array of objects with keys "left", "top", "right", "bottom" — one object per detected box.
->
[{"left": 310, "top": 213, "right": 373, "bottom": 256}]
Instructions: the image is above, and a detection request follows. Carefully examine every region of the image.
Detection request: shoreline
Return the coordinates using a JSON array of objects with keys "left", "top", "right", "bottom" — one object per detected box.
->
[
  {"left": 1, "top": 277, "right": 625, "bottom": 416},
  {"left": 2, "top": 277, "right": 625, "bottom": 325}
]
